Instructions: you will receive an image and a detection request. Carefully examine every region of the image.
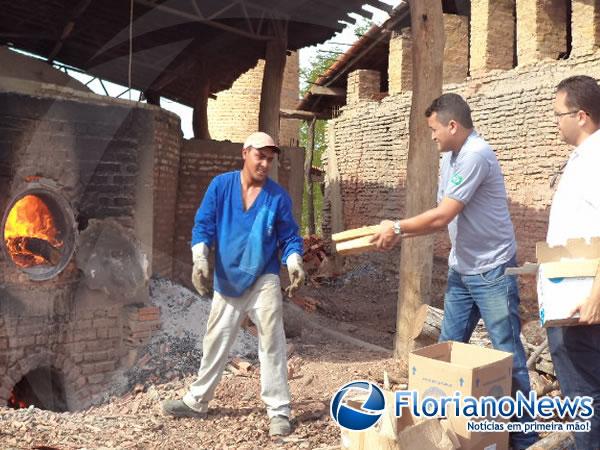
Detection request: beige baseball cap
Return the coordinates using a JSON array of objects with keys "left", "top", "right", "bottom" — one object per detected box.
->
[{"left": 243, "top": 131, "right": 280, "bottom": 154}]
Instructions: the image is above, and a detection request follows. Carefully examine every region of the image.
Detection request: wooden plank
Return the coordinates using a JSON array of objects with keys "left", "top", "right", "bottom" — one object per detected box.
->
[
  {"left": 280, "top": 109, "right": 317, "bottom": 120},
  {"left": 332, "top": 225, "right": 380, "bottom": 242},
  {"left": 335, "top": 235, "right": 377, "bottom": 256},
  {"left": 305, "top": 118, "right": 316, "bottom": 235},
  {"left": 325, "top": 117, "right": 344, "bottom": 236},
  {"left": 394, "top": 0, "right": 444, "bottom": 360},
  {"left": 309, "top": 85, "right": 345, "bottom": 97}
]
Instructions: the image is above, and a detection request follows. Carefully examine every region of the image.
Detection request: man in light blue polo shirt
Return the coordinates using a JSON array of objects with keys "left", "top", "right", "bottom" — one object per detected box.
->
[{"left": 372, "top": 93, "right": 538, "bottom": 449}]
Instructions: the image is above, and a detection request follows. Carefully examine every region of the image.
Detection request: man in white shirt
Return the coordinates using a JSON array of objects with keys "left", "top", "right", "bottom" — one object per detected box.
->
[{"left": 547, "top": 75, "right": 600, "bottom": 449}]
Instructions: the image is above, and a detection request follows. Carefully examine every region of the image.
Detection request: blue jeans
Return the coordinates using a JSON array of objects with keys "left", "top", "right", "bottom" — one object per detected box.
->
[
  {"left": 439, "top": 256, "right": 539, "bottom": 449},
  {"left": 547, "top": 325, "right": 600, "bottom": 450}
]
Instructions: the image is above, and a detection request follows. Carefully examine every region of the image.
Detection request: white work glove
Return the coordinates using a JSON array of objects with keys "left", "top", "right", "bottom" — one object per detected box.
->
[
  {"left": 285, "top": 253, "right": 305, "bottom": 298},
  {"left": 191, "top": 243, "right": 210, "bottom": 297}
]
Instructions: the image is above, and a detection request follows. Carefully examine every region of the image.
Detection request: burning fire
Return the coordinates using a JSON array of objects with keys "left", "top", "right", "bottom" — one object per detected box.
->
[
  {"left": 3, "top": 195, "right": 63, "bottom": 268},
  {"left": 8, "top": 391, "right": 27, "bottom": 409}
]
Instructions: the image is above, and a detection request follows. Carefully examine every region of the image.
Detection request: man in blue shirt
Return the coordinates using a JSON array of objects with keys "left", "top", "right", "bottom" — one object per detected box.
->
[
  {"left": 162, "top": 132, "right": 305, "bottom": 437},
  {"left": 371, "top": 94, "right": 538, "bottom": 449}
]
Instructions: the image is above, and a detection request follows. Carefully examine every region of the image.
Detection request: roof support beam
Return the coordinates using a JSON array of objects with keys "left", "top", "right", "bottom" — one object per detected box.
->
[
  {"left": 309, "top": 85, "right": 345, "bottom": 97},
  {"left": 134, "top": 0, "right": 273, "bottom": 41},
  {"left": 192, "top": 80, "right": 211, "bottom": 139},
  {"left": 280, "top": 109, "right": 318, "bottom": 120},
  {"left": 362, "top": 0, "right": 394, "bottom": 15},
  {"left": 355, "top": 7, "right": 375, "bottom": 21},
  {"left": 259, "top": 20, "right": 288, "bottom": 182},
  {"left": 47, "top": 0, "right": 93, "bottom": 64}
]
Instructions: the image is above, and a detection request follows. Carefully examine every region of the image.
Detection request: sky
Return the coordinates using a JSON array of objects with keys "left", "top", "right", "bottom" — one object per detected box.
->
[{"left": 62, "top": 1, "right": 398, "bottom": 139}]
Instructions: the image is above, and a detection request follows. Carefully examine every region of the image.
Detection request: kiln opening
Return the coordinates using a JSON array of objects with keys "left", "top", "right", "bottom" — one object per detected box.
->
[{"left": 1, "top": 184, "right": 76, "bottom": 280}]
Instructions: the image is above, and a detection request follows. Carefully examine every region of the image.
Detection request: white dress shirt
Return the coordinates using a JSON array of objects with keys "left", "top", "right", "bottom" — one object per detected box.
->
[{"left": 547, "top": 129, "right": 600, "bottom": 246}]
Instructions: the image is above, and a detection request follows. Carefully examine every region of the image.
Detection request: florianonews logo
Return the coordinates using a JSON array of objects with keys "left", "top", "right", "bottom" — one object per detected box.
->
[{"left": 330, "top": 381, "right": 386, "bottom": 431}]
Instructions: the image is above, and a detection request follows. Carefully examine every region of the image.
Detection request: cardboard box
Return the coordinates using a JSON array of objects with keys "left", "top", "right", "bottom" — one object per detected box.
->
[
  {"left": 536, "top": 239, "right": 600, "bottom": 327},
  {"left": 341, "top": 390, "right": 459, "bottom": 450},
  {"left": 409, "top": 341, "right": 512, "bottom": 450}
]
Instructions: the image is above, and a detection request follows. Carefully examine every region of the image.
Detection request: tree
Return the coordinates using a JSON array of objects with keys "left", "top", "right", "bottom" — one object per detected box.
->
[
  {"left": 298, "top": 50, "right": 339, "bottom": 235},
  {"left": 353, "top": 17, "right": 372, "bottom": 38}
]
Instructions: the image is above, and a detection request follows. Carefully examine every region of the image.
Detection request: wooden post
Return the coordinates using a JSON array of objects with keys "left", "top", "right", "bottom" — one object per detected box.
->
[
  {"left": 325, "top": 119, "right": 344, "bottom": 229},
  {"left": 192, "top": 80, "right": 211, "bottom": 140},
  {"left": 304, "top": 117, "right": 316, "bottom": 235},
  {"left": 259, "top": 21, "right": 288, "bottom": 182},
  {"left": 394, "top": 0, "right": 445, "bottom": 360},
  {"left": 145, "top": 91, "right": 161, "bottom": 106}
]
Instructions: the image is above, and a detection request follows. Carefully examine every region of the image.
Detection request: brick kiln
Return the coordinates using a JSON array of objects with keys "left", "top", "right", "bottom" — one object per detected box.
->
[{"left": 0, "top": 80, "right": 173, "bottom": 411}]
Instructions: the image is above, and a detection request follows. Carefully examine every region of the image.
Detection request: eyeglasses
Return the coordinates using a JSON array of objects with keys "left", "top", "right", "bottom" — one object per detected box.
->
[{"left": 553, "top": 110, "right": 579, "bottom": 118}]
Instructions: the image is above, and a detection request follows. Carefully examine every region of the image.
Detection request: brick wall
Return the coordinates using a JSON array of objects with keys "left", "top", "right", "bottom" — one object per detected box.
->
[
  {"left": 388, "top": 30, "right": 412, "bottom": 95},
  {"left": 207, "top": 52, "right": 300, "bottom": 147},
  {"left": 572, "top": 0, "right": 600, "bottom": 56},
  {"left": 323, "top": 51, "right": 600, "bottom": 301},
  {"left": 347, "top": 70, "right": 382, "bottom": 105},
  {"left": 470, "top": 0, "right": 515, "bottom": 74},
  {"left": 517, "top": 0, "right": 567, "bottom": 66},
  {"left": 152, "top": 110, "right": 183, "bottom": 278},
  {"left": 388, "top": 14, "right": 468, "bottom": 94},
  {"left": 443, "top": 14, "right": 469, "bottom": 84}
]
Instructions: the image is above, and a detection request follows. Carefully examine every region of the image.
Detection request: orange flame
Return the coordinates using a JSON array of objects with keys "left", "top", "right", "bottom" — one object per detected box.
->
[
  {"left": 8, "top": 391, "right": 27, "bottom": 409},
  {"left": 3, "top": 195, "right": 63, "bottom": 268}
]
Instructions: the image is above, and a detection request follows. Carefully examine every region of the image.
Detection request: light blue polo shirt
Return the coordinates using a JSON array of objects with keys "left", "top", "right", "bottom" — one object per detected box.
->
[{"left": 438, "top": 131, "right": 516, "bottom": 275}]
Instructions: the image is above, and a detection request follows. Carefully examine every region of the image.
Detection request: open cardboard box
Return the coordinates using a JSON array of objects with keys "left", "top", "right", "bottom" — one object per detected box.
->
[
  {"left": 341, "top": 389, "right": 459, "bottom": 450},
  {"left": 409, "top": 342, "right": 512, "bottom": 450},
  {"left": 506, "top": 238, "right": 600, "bottom": 327}
]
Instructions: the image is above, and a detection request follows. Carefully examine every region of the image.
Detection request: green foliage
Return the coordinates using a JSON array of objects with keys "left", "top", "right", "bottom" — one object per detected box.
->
[
  {"left": 298, "top": 49, "right": 340, "bottom": 236},
  {"left": 299, "top": 51, "right": 339, "bottom": 96},
  {"left": 353, "top": 17, "right": 373, "bottom": 38}
]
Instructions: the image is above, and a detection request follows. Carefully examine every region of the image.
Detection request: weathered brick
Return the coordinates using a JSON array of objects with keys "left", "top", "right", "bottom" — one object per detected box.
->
[
  {"left": 94, "top": 361, "right": 116, "bottom": 373},
  {"left": 92, "top": 318, "right": 115, "bottom": 329},
  {"left": 517, "top": 0, "right": 567, "bottom": 66},
  {"left": 95, "top": 328, "right": 107, "bottom": 339},
  {"left": 84, "top": 351, "right": 108, "bottom": 363},
  {"left": 470, "top": 0, "right": 514, "bottom": 73},
  {"left": 87, "top": 373, "right": 105, "bottom": 384},
  {"left": 347, "top": 70, "right": 381, "bottom": 105},
  {"left": 388, "top": 29, "right": 412, "bottom": 94},
  {"left": 74, "top": 328, "right": 97, "bottom": 341},
  {"left": 15, "top": 336, "right": 35, "bottom": 347},
  {"left": 572, "top": 0, "right": 600, "bottom": 55}
]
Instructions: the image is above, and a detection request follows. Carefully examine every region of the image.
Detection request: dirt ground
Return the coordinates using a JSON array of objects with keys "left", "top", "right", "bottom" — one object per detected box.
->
[
  {"left": 0, "top": 259, "right": 545, "bottom": 449},
  {"left": 0, "top": 334, "right": 403, "bottom": 450},
  {"left": 300, "top": 258, "right": 541, "bottom": 349}
]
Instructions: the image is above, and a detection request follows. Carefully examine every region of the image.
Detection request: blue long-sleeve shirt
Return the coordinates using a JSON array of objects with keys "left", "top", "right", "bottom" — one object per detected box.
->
[{"left": 191, "top": 171, "right": 304, "bottom": 297}]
